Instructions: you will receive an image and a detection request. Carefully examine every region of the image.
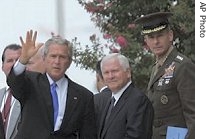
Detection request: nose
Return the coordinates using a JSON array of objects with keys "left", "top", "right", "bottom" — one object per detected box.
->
[
  {"left": 108, "top": 72, "right": 114, "bottom": 79},
  {"left": 153, "top": 37, "right": 159, "bottom": 44},
  {"left": 54, "top": 56, "right": 60, "bottom": 63}
]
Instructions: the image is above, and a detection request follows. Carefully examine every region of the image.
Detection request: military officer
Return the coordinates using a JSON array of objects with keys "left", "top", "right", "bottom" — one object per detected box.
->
[{"left": 137, "top": 11, "right": 195, "bottom": 139}]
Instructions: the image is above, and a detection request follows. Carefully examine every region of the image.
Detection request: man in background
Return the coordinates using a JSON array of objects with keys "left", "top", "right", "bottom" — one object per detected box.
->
[
  {"left": 94, "top": 59, "right": 112, "bottom": 131},
  {"left": 26, "top": 43, "right": 45, "bottom": 73},
  {"left": 0, "top": 44, "right": 22, "bottom": 139}
]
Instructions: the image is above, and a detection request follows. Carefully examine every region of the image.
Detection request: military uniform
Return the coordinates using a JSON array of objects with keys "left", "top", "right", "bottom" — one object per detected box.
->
[
  {"left": 137, "top": 11, "right": 195, "bottom": 139},
  {"left": 147, "top": 48, "right": 195, "bottom": 139}
]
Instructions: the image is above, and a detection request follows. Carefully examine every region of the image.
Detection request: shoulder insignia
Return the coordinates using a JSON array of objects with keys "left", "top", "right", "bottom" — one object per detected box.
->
[{"left": 176, "top": 55, "right": 183, "bottom": 61}]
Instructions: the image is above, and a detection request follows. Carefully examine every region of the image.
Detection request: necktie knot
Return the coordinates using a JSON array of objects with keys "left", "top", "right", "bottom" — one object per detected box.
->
[
  {"left": 51, "top": 82, "right": 57, "bottom": 90},
  {"left": 111, "top": 97, "right": 116, "bottom": 106}
]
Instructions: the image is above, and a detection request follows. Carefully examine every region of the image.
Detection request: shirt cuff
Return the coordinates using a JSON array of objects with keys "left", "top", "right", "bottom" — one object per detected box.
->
[{"left": 13, "top": 59, "right": 26, "bottom": 75}]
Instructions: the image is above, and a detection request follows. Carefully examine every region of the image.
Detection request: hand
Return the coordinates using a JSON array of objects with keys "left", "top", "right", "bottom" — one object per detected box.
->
[{"left": 19, "top": 30, "right": 43, "bottom": 64}]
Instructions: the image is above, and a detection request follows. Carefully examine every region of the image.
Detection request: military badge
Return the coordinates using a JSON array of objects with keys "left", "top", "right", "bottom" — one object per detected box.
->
[
  {"left": 162, "top": 62, "right": 175, "bottom": 78},
  {"left": 165, "top": 78, "right": 170, "bottom": 84},
  {"left": 176, "top": 55, "right": 183, "bottom": 61},
  {"left": 161, "top": 95, "right": 168, "bottom": 104},
  {"left": 158, "top": 78, "right": 164, "bottom": 86}
]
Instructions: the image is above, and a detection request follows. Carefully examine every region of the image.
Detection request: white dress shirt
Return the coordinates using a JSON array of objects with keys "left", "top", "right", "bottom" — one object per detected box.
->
[{"left": 112, "top": 81, "right": 132, "bottom": 106}]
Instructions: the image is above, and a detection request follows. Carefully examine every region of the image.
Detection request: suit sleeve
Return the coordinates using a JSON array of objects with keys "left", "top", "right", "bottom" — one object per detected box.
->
[
  {"left": 176, "top": 61, "right": 195, "bottom": 139},
  {"left": 80, "top": 93, "right": 97, "bottom": 139},
  {"left": 7, "top": 68, "right": 30, "bottom": 103},
  {"left": 125, "top": 94, "right": 154, "bottom": 139}
]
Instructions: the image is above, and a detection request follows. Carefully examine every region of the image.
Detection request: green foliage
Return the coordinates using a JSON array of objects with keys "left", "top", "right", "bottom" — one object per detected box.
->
[{"left": 74, "top": 0, "right": 195, "bottom": 91}]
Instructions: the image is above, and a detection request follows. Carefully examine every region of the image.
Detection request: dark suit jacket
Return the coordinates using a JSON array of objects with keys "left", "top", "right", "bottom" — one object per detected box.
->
[
  {"left": 0, "top": 112, "right": 5, "bottom": 139},
  {"left": 94, "top": 87, "right": 112, "bottom": 131},
  {"left": 7, "top": 70, "right": 97, "bottom": 139},
  {"left": 147, "top": 48, "right": 195, "bottom": 139},
  {"left": 96, "top": 83, "right": 154, "bottom": 139}
]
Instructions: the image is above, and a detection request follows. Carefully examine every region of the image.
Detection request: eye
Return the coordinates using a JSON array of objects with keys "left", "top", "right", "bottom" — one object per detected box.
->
[
  {"left": 60, "top": 55, "right": 68, "bottom": 59},
  {"left": 5, "top": 59, "right": 15, "bottom": 63},
  {"left": 50, "top": 55, "right": 57, "bottom": 58}
]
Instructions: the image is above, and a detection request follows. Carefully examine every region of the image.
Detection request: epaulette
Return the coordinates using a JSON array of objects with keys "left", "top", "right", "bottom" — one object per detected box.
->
[{"left": 175, "top": 55, "right": 184, "bottom": 63}]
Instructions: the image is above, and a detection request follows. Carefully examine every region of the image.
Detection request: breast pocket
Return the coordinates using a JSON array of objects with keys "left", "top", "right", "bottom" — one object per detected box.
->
[{"left": 153, "top": 77, "right": 177, "bottom": 106}]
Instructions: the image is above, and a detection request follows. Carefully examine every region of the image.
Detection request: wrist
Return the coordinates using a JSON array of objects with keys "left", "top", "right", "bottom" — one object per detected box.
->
[{"left": 19, "top": 56, "right": 28, "bottom": 65}]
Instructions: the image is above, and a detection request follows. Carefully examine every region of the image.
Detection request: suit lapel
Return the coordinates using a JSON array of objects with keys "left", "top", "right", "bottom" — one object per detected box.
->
[
  {"left": 149, "top": 66, "right": 166, "bottom": 88},
  {"left": 100, "top": 85, "right": 132, "bottom": 138},
  {"left": 102, "top": 96, "right": 126, "bottom": 135},
  {"left": 0, "top": 87, "right": 6, "bottom": 103},
  {"left": 148, "top": 49, "right": 178, "bottom": 89},
  {"left": 7, "top": 99, "right": 21, "bottom": 138},
  {"left": 59, "top": 79, "right": 79, "bottom": 130},
  {"left": 38, "top": 74, "right": 54, "bottom": 128},
  {"left": 98, "top": 94, "right": 112, "bottom": 138}
]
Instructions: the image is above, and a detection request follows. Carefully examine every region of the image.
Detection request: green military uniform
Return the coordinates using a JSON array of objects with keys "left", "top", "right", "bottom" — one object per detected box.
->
[
  {"left": 147, "top": 47, "right": 195, "bottom": 139},
  {"left": 136, "top": 11, "right": 195, "bottom": 139}
]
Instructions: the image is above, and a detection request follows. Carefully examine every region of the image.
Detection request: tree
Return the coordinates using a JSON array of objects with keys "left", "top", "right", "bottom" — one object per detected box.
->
[{"left": 73, "top": 0, "right": 195, "bottom": 91}]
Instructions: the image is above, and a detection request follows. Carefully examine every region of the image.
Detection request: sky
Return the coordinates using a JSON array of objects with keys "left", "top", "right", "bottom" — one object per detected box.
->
[{"left": 0, "top": 0, "right": 104, "bottom": 93}]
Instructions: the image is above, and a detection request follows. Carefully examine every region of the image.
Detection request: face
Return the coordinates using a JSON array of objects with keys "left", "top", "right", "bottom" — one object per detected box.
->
[
  {"left": 26, "top": 52, "right": 45, "bottom": 73},
  {"left": 144, "top": 29, "right": 173, "bottom": 57},
  {"left": 2, "top": 48, "right": 21, "bottom": 76},
  {"left": 43, "top": 44, "right": 71, "bottom": 81},
  {"left": 96, "top": 73, "right": 104, "bottom": 92},
  {"left": 102, "top": 58, "right": 131, "bottom": 93}
]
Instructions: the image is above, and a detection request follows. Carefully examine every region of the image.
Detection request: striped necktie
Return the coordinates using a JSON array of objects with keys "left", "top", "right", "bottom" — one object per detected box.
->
[{"left": 2, "top": 89, "right": 12, "bottom": 132}]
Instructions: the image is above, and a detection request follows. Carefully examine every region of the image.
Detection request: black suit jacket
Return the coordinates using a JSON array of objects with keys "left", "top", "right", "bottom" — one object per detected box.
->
[
  {"left": 94, "top": 87, "right": 112, "bottom": 131},
  {"left": 95, "top": 84, "right": 154, "bottom": 139},
  {"left": 7, "top": 70, "right": 97, "bottom": 139},
  {"left": 0, "top": 112, "right": 5, "bottom": 139}
]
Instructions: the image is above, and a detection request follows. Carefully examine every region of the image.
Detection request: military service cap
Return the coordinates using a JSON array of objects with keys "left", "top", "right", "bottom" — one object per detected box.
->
[{"left": 136, "top": 12, "right": 173, "bottom": 35}]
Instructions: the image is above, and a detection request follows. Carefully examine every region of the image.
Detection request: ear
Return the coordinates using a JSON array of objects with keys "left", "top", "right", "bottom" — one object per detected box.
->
[
  {"left": 67, "top": 61, "right": 71, "bottom": 69},
  {"left": 96, "top": 74, "right": 100, "bottom": 82},
  {"left": 169, "top": 30, "right": 174, "bottom": 42},
  {"left": 126, "top": 68, "right": 132, "bottom": 79},
  {"left": 144, "top": 37, "right": 147, "bottom": 43}
]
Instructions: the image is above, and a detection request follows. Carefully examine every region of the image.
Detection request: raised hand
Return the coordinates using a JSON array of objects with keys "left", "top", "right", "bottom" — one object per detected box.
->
[{"left": 19, "top": 30, "right": 43, "bottom": 64}]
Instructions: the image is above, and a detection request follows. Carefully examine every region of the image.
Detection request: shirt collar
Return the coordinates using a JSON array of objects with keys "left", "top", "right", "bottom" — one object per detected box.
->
[
  {"left": 112, "top": 81, "right": 132, "bottom": 104},
  {"left": 46, "top": 73, "right": 66, "bottom": 88},
  {"left": 100, "top": 86, "right": 108, "bottom": 93},
  {"left": 156, "top": 46, "right": 174, "bottom": 66}
]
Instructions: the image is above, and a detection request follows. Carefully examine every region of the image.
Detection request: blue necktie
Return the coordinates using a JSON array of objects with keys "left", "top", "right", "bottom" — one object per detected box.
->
[{"left": 50, "top": 82, "right": 59, "bottom": 126}]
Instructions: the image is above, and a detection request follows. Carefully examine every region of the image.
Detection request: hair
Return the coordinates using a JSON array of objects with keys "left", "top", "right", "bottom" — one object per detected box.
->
[
  {"left": 2, "top": 44, "right": 22, "bottom": 62},
  {"left": 36, "top": 43, "right": 44, "bottom": 58},
  {"left": 96, "top": 59, "right": 103, "bottom": 79},
  {"left": 101, "top": 53, "right": 130, "bottom": 72},
  {"left": 43, "top": 36, "right": 73, "bottom": 61}
]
